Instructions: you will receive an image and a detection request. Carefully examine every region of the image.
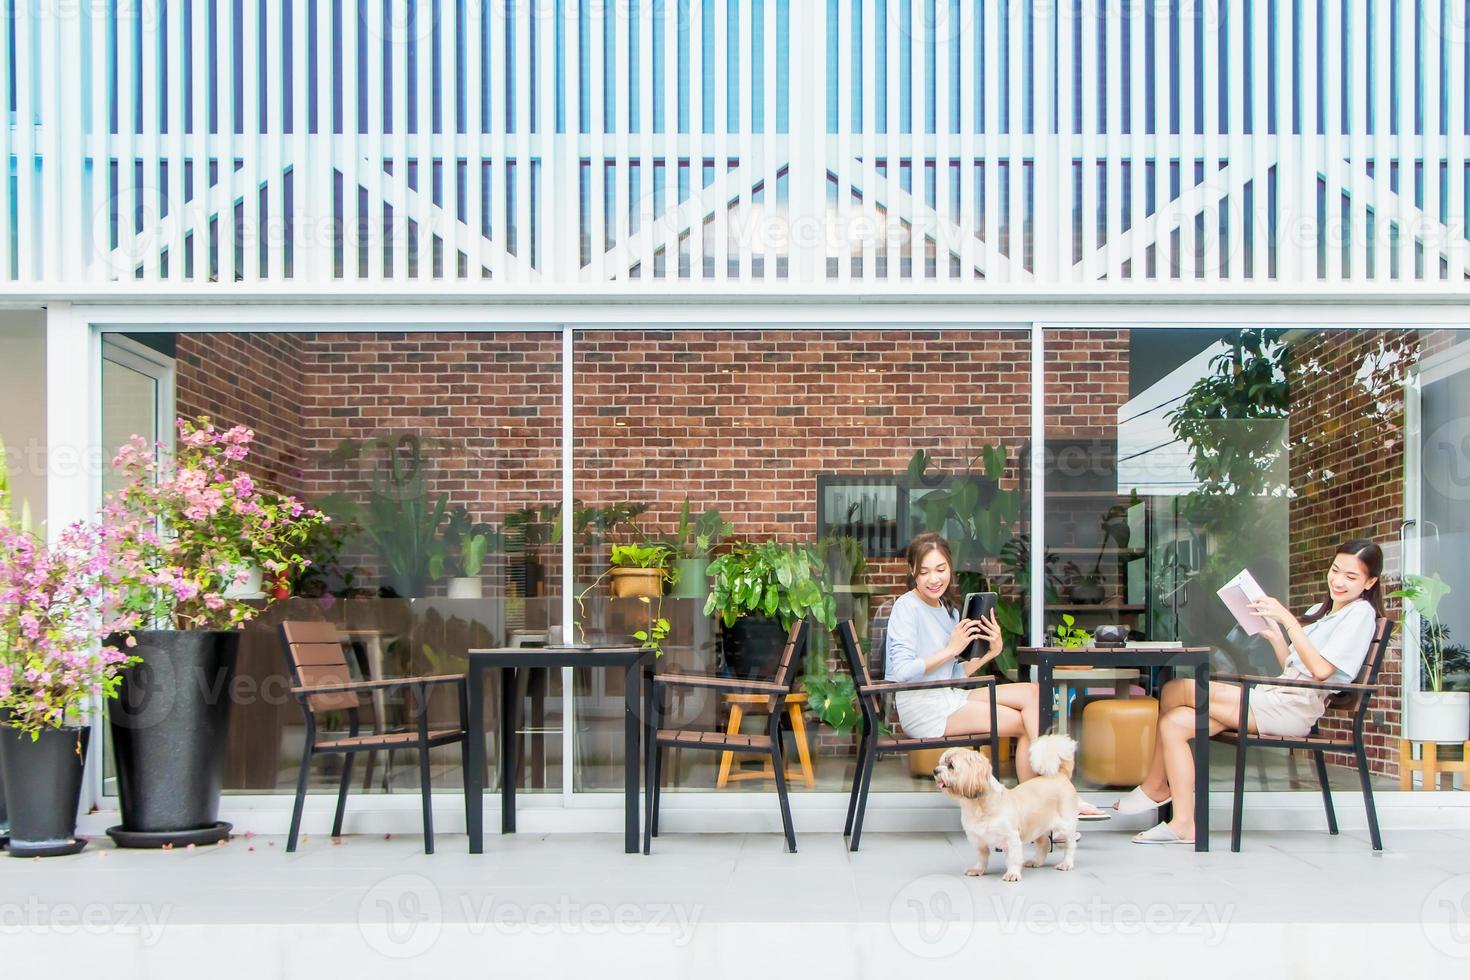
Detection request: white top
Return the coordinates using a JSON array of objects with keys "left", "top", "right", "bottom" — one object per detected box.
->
[
  {"left": 1282, "top": 598, "right": 1377, "bottom": 689},
  {"left": 884, "top": 591, "right": 964, "bottom": 684}
]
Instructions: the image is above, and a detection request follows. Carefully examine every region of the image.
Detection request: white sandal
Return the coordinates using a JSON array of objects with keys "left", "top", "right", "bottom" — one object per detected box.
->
[
  {"left": 1131, "top": 822, "right": 1194, "bottom": 845},
  {"left": 1112, "top": 786, "right": 1170, "bottom": 815}
]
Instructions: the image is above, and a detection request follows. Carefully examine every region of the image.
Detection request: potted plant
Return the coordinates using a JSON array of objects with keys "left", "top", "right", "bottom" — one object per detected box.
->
[
  {"left": 666, "top": 497, "right": 732, "bottom": 599},
  {"left": 1391, "top": 573, "right": 1470, "bottom": 743},
  {"left": 431, "top": 507, "right": 500, "bottom": 599},
  {"left": 316, "top": 434, "right": 447, "bottom": 598},
  {"left": 0, "top": 520, "right": 141, "bottom": 857},
  {"left": 100, "top": 416, "right": 329, "bottom": 847},
  {"left": 608, "top": 543, "right": 677, "bottom": 598},
  {"left": 704, "top": 541, "right": 838, "bottom": 678},
  {"left": 1062, "top": 498, "right": 1138, "bottom": 604}
]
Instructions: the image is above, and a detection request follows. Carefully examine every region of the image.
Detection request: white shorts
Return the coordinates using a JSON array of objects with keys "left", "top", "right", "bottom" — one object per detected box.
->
[
  {"left": 895, "top": 687, "right": 971, "bottom": 740},
  {"left": 1249, "top": 684, "right": 1327, "bottom": 738}
]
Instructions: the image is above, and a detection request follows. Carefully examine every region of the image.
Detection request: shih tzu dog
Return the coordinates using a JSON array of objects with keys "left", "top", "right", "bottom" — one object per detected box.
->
[{"left": 932, "top": 735, "right": 1081, "bottom": 882}]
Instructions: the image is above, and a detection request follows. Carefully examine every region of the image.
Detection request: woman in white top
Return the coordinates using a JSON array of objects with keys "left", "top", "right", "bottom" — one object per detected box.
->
[
  {"left": 1118, "top": 539, "right": 1384, "bottom": 845},
  {"left": 885, "top": 529, "right": 1111, "bottom": 832}
]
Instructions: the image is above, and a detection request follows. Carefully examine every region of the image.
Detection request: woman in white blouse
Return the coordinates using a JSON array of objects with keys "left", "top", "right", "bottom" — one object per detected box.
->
[{"left": 1118, "top": 539, "right": 1384, "bottom": 845}]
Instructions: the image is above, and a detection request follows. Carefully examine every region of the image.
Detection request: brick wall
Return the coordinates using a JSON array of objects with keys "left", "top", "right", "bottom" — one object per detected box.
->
[{"left": 175, "top": 332, "right": 306, "bottom": 497}]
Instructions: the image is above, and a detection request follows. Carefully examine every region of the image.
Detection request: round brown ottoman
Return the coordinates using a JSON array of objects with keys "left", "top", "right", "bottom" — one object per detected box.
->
[{"left": 1080, "top": 696, "right": 1158, "bottom": 787}]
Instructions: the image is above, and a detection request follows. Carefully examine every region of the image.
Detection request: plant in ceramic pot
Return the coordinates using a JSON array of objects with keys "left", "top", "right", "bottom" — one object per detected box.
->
[
  {"left": 608, "top": 543, "right": 678, "bottom": 598},
  {"left": 1391, "top": 573, "right": 1470, "bottom": 743},
  {"left": 431, "top": 507, "right": 501, "bottom": 599},
  {"left": 0, "top": 520, "right": 141, "bottom": 857},
  {"left": 666, "top": 497, "right": 732, "bottom": 599},
  {"left": 704, "top": 541, "right": 838, "bottom": 679},
  {"left": 99, "top": 416, "right": 329, "bottom": 847}
]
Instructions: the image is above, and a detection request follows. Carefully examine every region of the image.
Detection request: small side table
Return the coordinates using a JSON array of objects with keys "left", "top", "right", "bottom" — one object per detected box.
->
[
  {"left": 1399, "top": 739, "right": 1470, "bottom": 790},
  {"left": 716, "top": 691, "right": 817, "bottom": 789}
]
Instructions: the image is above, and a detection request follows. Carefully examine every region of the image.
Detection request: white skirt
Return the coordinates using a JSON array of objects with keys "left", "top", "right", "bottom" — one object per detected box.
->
[{"left": 894, "top": 687, "right": 972, "bottom": 740}]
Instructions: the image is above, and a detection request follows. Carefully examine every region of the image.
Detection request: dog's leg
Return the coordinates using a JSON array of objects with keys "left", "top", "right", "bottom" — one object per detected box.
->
[
  {"left": 1056, "top": 817, "right": 1079, "bottom": 872},
  {"left": 1024, "top": 834, "right": 1051, "bottom": 869},
  {"left": 965, "top": 844, "right": 990, "bottom": 877},
  {"left": 1001, "top": 832, "right": 1025, "bottom": 882}
]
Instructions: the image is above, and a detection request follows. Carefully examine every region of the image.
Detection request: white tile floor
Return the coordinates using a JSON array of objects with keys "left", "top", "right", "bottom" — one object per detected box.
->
[{"left": 5, "top": 824, "right": 1470, "bottom": 977}]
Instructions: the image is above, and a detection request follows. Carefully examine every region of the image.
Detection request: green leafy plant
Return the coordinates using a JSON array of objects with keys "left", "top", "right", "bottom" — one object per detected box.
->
[
  {"left": 1052, "top": 613, "right": 1092, "bottom": 649},
  {"left": 668, "top": 497, "right": 732, "bottom": 560},
  {"left": 631, "top": 610, "right": 671, "bottom": 660},
  {"left": 315, "top": 433, "right": 448, "bottom": 598},
  {"left": 1390, "top": 572, "right": 1457, "bottom": 692},
  {"left": 815, "top": 534, "right": 868, "bottom": 588},
  {"left": 610, "top": 542, "right": 676, "bottom": 571},
  {"left": 430, "top": 506, "right": 501, "bottom": 580},
  {"left": 575, "top": 544, "right": 677, "bottom": 656},
  {"left": 703, "top": 541, "right": 838, "bottom": 632},
  {"left": 801, "top": 652, "right": 863, "bottom": 736}
]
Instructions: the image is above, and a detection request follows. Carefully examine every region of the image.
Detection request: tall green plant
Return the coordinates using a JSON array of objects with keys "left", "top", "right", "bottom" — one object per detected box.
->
[
  {"left": 669, "top": 496, "right": 732, "bottom": 560},
  {"left": 704, "top": 541, "right": 838, "bottom": 631},
  {"left": 316, "top": 433, "right": 448, "bottom": 598},
  {"left": 1390, "top": 572, "right": 1456, "bottom": 692}
]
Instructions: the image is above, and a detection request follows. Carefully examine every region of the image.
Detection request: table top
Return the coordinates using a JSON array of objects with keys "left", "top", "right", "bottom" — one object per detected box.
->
[
  {"left": 1017, "top": 645, "right": 1213, "bottom": 668},
  {"left": 467, "top": 644, "right": 649, "bottom": 668}
]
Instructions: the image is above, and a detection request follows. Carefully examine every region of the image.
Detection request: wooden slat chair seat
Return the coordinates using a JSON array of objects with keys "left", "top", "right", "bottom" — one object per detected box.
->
[
  {"left": 835, "top": 619, "right": 1001, "bottom": 851},
  {"left": 644, "top": 620, "right": 811, "bottom": 853},
  {"left": 278, "top": 621, "right": 471, "bottom": 854},
  {"left": 1212, "top": 616, "right": 1395, "bottom": 852}
]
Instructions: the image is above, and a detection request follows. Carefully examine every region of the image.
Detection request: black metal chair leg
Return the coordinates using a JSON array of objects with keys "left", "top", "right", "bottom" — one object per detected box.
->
[
  {"left": 362, "top": 749, "right": 377, "bottom": 792},
  {"left": 418, "top": 743, "right": 435, "bottom": 855},
  {"left": 459, "top": 735, "right": 473, "bottom": 832},
  {"left": 1230, "top": 739, "right": 1249, "bottom": 853},
  {"left": 643, "top": 742, "right": 658, "bottom": 855},
  {"left": 332, "top": 751, "right": 355, "bottom": 837},
  {"left": 287, "top": 751, "right": 312, "bottom": 853},
  {"left": 651, "top": 735, "right": 664, "bottom": 838},
  {"left": 1356, "top": 745, "right": 1383, "bottom": 851},
  {"left": 1312, "top": 750, "right": 1338, "bottom": 835},
  {"left": 769, "top": 728, "right": 797, "bottom": 853},
  {"left": 844, "top": 735, "right": 868, "bottom": 838},
  {"left": 850, "top": 739, "right": 877, "bottom": 852}
]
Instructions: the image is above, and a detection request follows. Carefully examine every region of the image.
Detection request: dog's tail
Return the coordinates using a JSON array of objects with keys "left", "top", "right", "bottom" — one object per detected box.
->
[{"left": 1029, "top": 733, "right": 1078, "bottom": 779}]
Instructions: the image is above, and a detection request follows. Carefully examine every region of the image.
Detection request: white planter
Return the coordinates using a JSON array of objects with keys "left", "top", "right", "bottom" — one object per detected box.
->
[
  {"left": 221, "top": 566, "right": 264, "bottom": 600},
  {"left": 1405, "top": 690, "right": 1470, "bottom": 743},
  {"left": 447, "top": 577, "right": 484, "bottom": 599}
]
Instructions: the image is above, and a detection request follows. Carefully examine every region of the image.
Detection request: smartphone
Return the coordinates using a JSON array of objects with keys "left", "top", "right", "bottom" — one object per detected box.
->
[{"left": 962, "top": 592, "right": 999, "bottom": 660}]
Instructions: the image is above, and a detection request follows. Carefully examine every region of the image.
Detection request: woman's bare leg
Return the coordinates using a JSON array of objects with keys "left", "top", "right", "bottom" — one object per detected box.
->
[
  {"left": 1155, "top": 683, "right": 1250, "bottom": 840},
  {"left": 1136, "top": 678, "right": 1197, "bottom": 798},
  {"left": 992, "top": 683, "right": 1040, "bottom": 779}
]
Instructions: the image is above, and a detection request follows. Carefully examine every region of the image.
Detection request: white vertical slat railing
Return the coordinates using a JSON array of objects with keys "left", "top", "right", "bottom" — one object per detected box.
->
[{"left": 3, "top": 1, "right": 1469, "bottom": 293}]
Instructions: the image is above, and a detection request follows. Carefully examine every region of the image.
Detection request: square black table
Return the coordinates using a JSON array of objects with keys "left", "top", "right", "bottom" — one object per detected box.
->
[
  {"left": 465, "top": 645, "right": 655, "bottom": 854},
  {"left": 1017, "top": 645, "right": 1213, "bottom": 852}
]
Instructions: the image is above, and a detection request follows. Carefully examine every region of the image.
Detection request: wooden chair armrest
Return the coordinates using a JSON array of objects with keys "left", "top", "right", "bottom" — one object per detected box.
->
[
  {"left": 1215, "top": 673, "right": 1374, "bottom": 694},
  {"left": 862, "top": 675, "right": 998, "bottom": 695},
  {"left": 653, "top": 673, "right": 788, "bottom": 696},
  {"left": 292, "top": 673, "right": 467, "bottom": 697}
]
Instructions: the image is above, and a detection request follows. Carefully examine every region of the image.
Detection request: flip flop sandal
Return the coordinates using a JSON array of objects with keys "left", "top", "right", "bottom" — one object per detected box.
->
[
  {"left": 1077, "top": 805, "right": 1112, "bottom": 821},
  {"left": 1113, "top": 786, "right": 1170, "bottom": 815},
  {"left": 1131, "top": 822, "right": 1194, "bottom": 845}
]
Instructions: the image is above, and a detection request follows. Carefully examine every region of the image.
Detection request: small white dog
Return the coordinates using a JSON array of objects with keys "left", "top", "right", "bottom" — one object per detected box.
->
[{"left": 932, "top": 735, "right": 1081, "bottom": 882}]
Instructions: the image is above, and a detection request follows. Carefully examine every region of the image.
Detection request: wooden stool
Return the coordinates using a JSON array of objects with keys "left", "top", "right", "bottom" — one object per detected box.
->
[
  {"left": 716, "top": 692, "right": 816, "bottom": 789},
  {"left": 1399, "top": 739, "right": 1470, "bottom": 790}
]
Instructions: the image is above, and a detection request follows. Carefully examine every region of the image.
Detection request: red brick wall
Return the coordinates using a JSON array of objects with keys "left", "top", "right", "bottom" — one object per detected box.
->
[{"left": 175, "top": 332, "right": 306, "bottom": 497}]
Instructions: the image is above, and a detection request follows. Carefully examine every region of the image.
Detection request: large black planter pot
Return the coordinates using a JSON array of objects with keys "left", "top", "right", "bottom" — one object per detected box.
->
[
  {"left": 718, "top": 615, "right": 789, "bottom": 679},
  {"left": 0, "top": 724, "right": 90, "bottom": 858},
  {"left": 106, "top": 630, "right": 241, "bottom": 848}
]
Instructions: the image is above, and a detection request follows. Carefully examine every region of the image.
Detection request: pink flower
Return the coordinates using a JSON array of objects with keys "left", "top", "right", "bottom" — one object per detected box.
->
[{"left": 232, "top": 475, "right": 256, "bottom": 499}]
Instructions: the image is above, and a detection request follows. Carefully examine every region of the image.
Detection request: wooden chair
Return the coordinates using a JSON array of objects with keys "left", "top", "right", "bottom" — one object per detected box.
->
[
  {"left": 644, "top": 620, "right": 811, "bottom": 853},
  {"left": 1214, "top": 616, "right": 1395, "bottom": 852},
  {"left": 835, "top": 619, "right": 1000, "bottom": 851},
  {"left": 278, "top": 621, "right": 470, "bottom": 854}
]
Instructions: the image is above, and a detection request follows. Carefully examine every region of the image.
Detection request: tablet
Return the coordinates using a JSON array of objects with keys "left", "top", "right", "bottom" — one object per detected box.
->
[{"left": 962, "top": 591, "right": 998, "bottom": 660}]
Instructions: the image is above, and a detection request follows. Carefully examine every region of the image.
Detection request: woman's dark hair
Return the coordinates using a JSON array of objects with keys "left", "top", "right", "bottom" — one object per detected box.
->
[
  {"left": 1299, "top": 538, "right": 1384, "bottom": 624},
  {"left": 904, "top": 532, "right": 963, "bottom": 614}
]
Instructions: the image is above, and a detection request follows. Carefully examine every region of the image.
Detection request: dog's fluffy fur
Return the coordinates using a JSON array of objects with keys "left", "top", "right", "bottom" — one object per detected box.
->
[{"left": 932, "top": 735, "right": 1080, "bottom": 881}]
